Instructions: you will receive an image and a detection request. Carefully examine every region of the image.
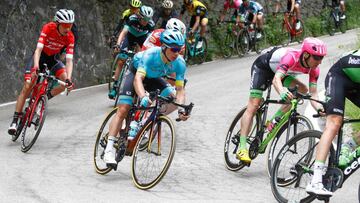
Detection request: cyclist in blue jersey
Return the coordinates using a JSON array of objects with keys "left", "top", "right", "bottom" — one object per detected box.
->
[
  {"left": 236, "top": 0, "right": 264, "bottom": 39},
  {"left": 103, "top": 29, "right": 190, "bottom": 167},
  {"left": 108, "top": 5, "right": 155, "bottom": 99}
]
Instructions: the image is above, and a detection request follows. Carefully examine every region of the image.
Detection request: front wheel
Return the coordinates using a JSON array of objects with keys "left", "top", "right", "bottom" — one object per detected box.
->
[
  {"left": 326, "top": 15, "right": 336, "bottom": 36},
  {"left": 270, "top": 130, "right": 335, "bottom": 203},
  {"left": 267, "top": 115, "right": 314, "bottom": 177},
  {"left": 195, "top": 37, "right": 208, "bottom": 64},
  {"left": 236, "top": 30, "right": 250, "bottom": 57},
  {"left": 21, "top": 95, "right": 48, "bottom": 152},
  {"left": 339, "top": 18, "right": 347, "bottom": 34},
  {"left": 132, "top": 116, "right": 176, "bottom": 190},
  {"left": 224, "top": 107, "right": 260, "bottom": 171},
  {"left": 254, "top": 29, "right": 267, "bottom": 54},
  {"left": 222, "top": 32, "right": 235, "bottom": 58}
]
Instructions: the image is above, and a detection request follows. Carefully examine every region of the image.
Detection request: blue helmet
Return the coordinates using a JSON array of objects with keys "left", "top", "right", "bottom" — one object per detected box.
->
[{"left": 160, "top": 29, "right": 185, "bottom": 48}]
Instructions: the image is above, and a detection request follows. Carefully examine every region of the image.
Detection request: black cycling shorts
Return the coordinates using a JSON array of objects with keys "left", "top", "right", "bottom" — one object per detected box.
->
[{"left": 25, "top": 52, "right": 65, "bottom": 78}]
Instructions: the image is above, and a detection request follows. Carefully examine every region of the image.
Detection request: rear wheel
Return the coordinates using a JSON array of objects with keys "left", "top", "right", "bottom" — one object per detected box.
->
[
  {"left": 236, "top": 30, "right": 250, "bottom": 57},
  {"left": 132, "top": 116, "right": 176, "bottom": 190},
  {"left": 224, "top": 107, "right": 260, "bottom": 171},
  {"left": 195, "top": 37, "right": 208, "bottom": 64},
  {"left": 113, "top": 61, "right": 130, "bottom": 108},
  {"left": 294, "top": 20, "right": 306, "bottom": 43},
  {"left": 254, "top": 29, "right": 267, "bottom": 54},
  {"left": 280, "top": 22, "right": 291, "bottom": 47},
  {"left": 326, "top": 14, "right": 336, "bottom": 36},
  {"left": 21, "top": 96, "right": 48, "bottom": 152},
  {"left": 108, "top": 57, "right": 118, "bottom": 91},
  {"left": 270, "top": 130, "right": 335, "bottom": 203},
  {"left": 222, "top": 32, "right": 234, "bottom": 58},
  {"left": 339, "top": 18, "right": 347, "bottom": 34}
]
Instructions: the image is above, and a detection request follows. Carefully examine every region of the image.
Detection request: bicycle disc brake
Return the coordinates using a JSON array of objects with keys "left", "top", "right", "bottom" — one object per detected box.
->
[
  {"left": 249, "top": 137, "right": 261, "bottom": 159},
  {"left": 323, "top": 167, "right": 344, "bottom": 192}
]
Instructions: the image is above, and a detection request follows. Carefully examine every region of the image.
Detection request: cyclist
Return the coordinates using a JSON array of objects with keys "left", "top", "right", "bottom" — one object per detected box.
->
[
  {"left": 180, "top": 0, "right": 208, "bottom": 49},
  {"left": 306, "top": 49, "right": 360, "bottom": 196},
  {"left": 153, "top": 0, "right": 179, "bottom": 29},
  {"left": 219, "top": 0, "right": 243, "bottom": 23},
  {"left": 103, "top": 29, "right": 190, "bottom": 167},
  {"left": 8, "top": 9, "right": 75, "bottom": 135},
  {"left": 236, "top": 0, "right": 265, "bottom": 39},
  {"left": 108, "top": 5, "right": 155, "bottom": 99},
  {"left": 327, "top": 0, "right": 346, "bottom": 19},
  {"left": 110, "top": 0, "right": 142, "bottom": 44},
  {"left": 286, "top": 0, "right": 302, "bottom": 30},
  {"left": 235, "top": 37, "right": 327, "bottom": 164}
]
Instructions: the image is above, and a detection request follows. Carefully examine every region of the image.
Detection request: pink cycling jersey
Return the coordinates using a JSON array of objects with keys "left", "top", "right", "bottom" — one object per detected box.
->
[
  {"left": 37, "top": 22, "right": 75, "bottom": 59},
  {"left": 223, "top": 0, "right": 242, "bottom": 11},
  {"left": 269, "top": 47, "right": 320, "bottom": 86}
]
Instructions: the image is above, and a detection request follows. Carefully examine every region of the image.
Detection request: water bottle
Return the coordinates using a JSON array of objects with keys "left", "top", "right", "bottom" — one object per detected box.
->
[
  {"left": 128, "top": 120, "right": 139, "bottom": 140},
  {"left": 266, "top": 117, "right": 281, "bottom": 132}
]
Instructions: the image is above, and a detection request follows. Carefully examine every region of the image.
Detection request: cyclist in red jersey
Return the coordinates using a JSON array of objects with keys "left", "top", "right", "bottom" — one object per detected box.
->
[{"left": 8, "top": 9, "right": 75, "bottom": 135}]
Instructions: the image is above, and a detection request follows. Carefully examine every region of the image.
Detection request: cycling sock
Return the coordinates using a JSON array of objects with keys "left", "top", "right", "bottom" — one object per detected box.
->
[
  {"left": 12, "top": 112, "right": 22, "bottom": 123},
  {"left": 239, "top": 136, "right": 247, "bottom": 150},
  {"left": 47, "top": 91, "right": 54, "bottom": 100},
  {"left": 312, "top": 160, "right": 325, "bottom": 184},
  {"left": 345, "top": 137, "right": 358, "bottom": 150},
  {"left": 105, "top": 135, "right": 117, "bottom": 152}
]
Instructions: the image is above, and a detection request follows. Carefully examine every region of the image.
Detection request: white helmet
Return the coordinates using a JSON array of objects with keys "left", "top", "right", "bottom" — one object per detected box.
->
[
  {"left": 139, "top": 6, "right": 154, "bottom": 19},
  {"left": 55, "top": 9, "right": 75, "bottom": 23},
  {"left": 166, "top": 18, "right": 186, "bottom": 35},
  {"left": 162, "top": 0, "right": 174, "bottom": 9}
]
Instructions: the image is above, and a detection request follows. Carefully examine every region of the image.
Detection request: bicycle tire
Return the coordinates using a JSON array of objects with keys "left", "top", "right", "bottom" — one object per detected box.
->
[
  {"left": 195, "top": 37, "right": 208, "bottom": 64},
  {"left": 224, "top": 107, "right": 260, "bottom": 171},
  {"left": 236, "top": 30, "right": 249, "bottom": 56},
  {"left": 108, "top": 56, "right": 118, "bottom": 91},
  {"left": 21, "top": 95, "right": 48, "bottom": 152},
  {"left": 222, "top": 32, "right": 234, "bottom": 58},
  {"left": 93, "top": 107, "right": 118, "bottom": 175},
  {"left": 254, "top": 29, "right": 267, "bottom": 54},
  {"left": 132, "top": 116, "right": 176, "bottom": 190},
  {"left": 267, "top": 115, "right": 314, "bottom": 177},
  {"left": 326, "top": 14, "right": 336, "bottom": 36},
  {"left": 339, "top": 18, "right": 347, "bottom": 34},
  {"left": 12, "top": 111, "right": 27, "bottom": 142},
  {"left": 113, "top": 61, "right": 130, "bottom": 108},
  {"left": 293, "top": 20, "right": 306, "bottom": 44},
  {"left": 271, "top": 130, "right": 335, "bottom": 203}
]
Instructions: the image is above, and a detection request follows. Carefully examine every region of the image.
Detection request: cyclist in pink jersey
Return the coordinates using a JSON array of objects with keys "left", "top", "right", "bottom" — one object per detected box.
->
[
  {"left": 8, "top": 9, "right": 75, "bottom": 135},
  {"left": 236, "top": 37, "right": 327, "bottom": 163},
  {"left": 219, "top": 0, "right": 242, "bottom": 23}
]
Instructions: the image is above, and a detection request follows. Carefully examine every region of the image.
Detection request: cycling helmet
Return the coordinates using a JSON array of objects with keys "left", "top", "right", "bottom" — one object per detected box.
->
[
  {"left": 55, "top": 9, "right": 75, "bottom": 23},
  {"left": 183, "top": 0, "right": 193, "bottom": 5},
  {"left": 160, "top": 29, "right": 185, "bottom": 47},
  {"left": 162, "top": 0, "right": 174, "bottom": 9},
  {"left": 301, "top": 37, "right": 327, "bottom": 56},
  {"left": 139, "top": 6, "right": 154, "bottom": 18},
  {"left": 130, "top": 0, "right": 142, "bottom": 8},
  {"left": 166, "top": 18, "right": 186, "bottom": 35}
]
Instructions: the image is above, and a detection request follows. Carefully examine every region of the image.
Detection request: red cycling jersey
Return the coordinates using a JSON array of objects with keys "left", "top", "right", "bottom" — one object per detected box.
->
[
  {"left": 141, "top": 29, "right": 164, "bottom": 51},
  {"left": 37, "top": 22, "right": 75, "bottom": 59}
]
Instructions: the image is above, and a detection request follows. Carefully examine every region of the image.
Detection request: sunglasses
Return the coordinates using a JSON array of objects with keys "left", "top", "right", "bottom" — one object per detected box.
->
[
  {"left": 169, "top": 47, "right": 182, "bottom": 53},
  {"left": 60, "top": 23, "right": 73, "bottom": 29},
  {"left": 139, "top": 16, "right": 150, "bottom": 22},
  {"left": 312, "top": 55, "right": 324, "bottom": 61}
]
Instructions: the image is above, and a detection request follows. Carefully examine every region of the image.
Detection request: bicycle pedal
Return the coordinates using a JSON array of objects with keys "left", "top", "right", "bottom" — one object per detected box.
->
[{"left": 107, "top": 163, "right": 118, "bottom": 171}]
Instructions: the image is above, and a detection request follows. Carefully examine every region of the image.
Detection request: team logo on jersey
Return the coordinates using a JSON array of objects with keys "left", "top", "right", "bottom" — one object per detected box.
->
[{"left": 348, "top": 57, "right": 360, "bottom": 64}]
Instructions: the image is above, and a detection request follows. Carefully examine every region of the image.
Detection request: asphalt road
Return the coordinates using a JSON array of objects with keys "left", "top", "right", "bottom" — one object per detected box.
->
[{"left": 1, "top": 30, "right": 359, "bottom": 202}]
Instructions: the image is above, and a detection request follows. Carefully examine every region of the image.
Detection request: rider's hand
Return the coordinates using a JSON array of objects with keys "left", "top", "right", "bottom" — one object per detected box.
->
[
  {"left": 280, "top": 89, "right": 294, "bottom": 101},
  {"left": 317, "top": 107, "right": 326, "bottom": 117},
  {"left": 25, "top": 66, "right": 39, "bottom": 83},
  {"left": 140, "top": 96, "right": 152, "bottom": 107},
  {"left": 65, "top": 79, "right": 74, "bottom": 91},
  {"left": 188, "top": 29, "right": 194, "bottom": 36},
  {"left": 249, "top": 23, "right": 255, "bottom": 29},
  {"left": 177, "top": 109, "right": 190, "bottom": 121}
]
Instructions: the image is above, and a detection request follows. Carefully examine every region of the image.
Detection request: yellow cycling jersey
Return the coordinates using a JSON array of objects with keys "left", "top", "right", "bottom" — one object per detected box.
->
[
  {"left": 122, "top": 9, "right": 132, "bottom": 20},
  {"left": 182, "top": 1, "right": 208, "bottom": 17}
]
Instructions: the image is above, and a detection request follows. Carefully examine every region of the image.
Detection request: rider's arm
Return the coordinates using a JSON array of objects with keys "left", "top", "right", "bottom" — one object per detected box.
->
[
  {"left": 117, "top": 27, "right": 128, "bottom": 46},
  {"left": 191, "top": 16, "right": 201, "bottom": 32},
  {"left": 179, "top": 5, "right": 186, "bottom": 20},
  {"left": 134, "top": 71, "right": 146, "bottom": 99},
  {"left": 290, "top": 0, "right": 295, "bottom": 12},
  {"left": 272, "top": 54, "right": 296, "bottom": 96},
  {"left": 65, "top": 35, "right": 75, "bottom": 80},
  {"left": 309, "top": 67, "right": 322, "bottom": 111},
  {"left": 33, "top": 47, "right": 42, "bottom": 69},
  {"left": 272, "top": 71, "right": 287, "bottom": 95}
]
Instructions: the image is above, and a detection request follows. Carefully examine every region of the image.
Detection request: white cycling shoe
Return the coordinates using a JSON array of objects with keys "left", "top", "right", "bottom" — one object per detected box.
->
[{"left": 306, "top": 182, "right": 333, "bottom": 197}]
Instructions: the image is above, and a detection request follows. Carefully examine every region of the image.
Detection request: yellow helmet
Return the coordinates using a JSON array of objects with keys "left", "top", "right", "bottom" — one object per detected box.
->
[{"left": 130, "top": 0, "right": 142, "bottom": 8}]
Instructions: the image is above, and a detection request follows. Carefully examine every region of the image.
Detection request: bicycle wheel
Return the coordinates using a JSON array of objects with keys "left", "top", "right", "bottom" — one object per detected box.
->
[
  {"left": 294, "top": 20, "right": 306, "bottom": 43},
  {"left": 195, "top": 37, "right": 208, "bottom": 64},
  {"left": 222, "top": 32, "right": 234, "bottom": 58},
  {"left": 132, "top": 116, "right": 176, "bottom": 190},
  {"left": 113, "top": 61, "right": 130, "bottom": 108},
  {"left": 236, "top": 30, "right": 250, "bottom": 56},
  {"left": 271, "top": 130, "right": 335, "bottom": 203},
  {"left": 108, "top": 57, "right": 118, "bottom": 91},
  {"left": 224, "top": 107, "right": 260, "bottom": 171},
  {"left": 254, "top": 29, "right": 267, "bottom": 54},
  {"left": 94, "top": 107, "right": 118, "bottom": 175},
  {"left": 21, "top": 95, "right": 48, "bottom": 152},
  {"left": 339, "top": 18, "right": 347, "bottom": 34},
  {"left": 267, "top": 115, "right": 313, "bottom": 177},
  {"left": 326, "top": 14, "right": 336, "bottom": 36},
  {"left": 279, "top": 22, "right": 291, "bottom": 47}
]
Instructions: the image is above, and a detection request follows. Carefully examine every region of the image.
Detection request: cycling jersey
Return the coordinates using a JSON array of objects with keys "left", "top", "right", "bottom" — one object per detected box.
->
[
  {"left": 287, "top": 0, "right": 302, "bottom": 12},
  {"left": 238, "top": 1, "right": 263, "bottom": 15},
  {"left": 224, "top": 0, "right": 242, "bottom": 11},
  {"left": 325, "top": 49, "right": 360, "bottom": 115},
  {"left": 37, "top": 22, "right": 75, "bottom": 59},
  {"left": 141, "top": 29, "right": 164, "bottom": 51},
  {"left": 113, "top": 9, "right": 133, "bottom": 37},
  {"left": 153, "top": 8, "right": 179, "bottom": 29},
  {"left": 249, "top": 47, "right": 319, "bottom": 98},
  {"left": 133, "top": 47, "right": 186, "bottom": 87},
  {"left": 124, "top": 14, "right": 155, "bottom": 37},
  {"left": 181, "top": 1, "right": 208, "bottom": 17}
]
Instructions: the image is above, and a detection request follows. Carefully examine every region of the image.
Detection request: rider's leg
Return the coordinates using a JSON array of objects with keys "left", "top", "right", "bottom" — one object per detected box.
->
[
  {"left": 47, "top": 65, "right": 67, "bottom": 99},
  {"left": 340, "top": 0, "right": 346, "bottom": 19},
  {"left": 295, "top": 2, "right": 302, "bottom": 29}
]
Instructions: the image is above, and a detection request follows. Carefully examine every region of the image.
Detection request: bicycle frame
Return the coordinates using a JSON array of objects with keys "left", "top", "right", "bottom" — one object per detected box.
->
[
  {"left": 185, "top": 31, "right": 203, "bottom": 57},
  {"left": 283, "top": 12, "right": 302, "bottom": 37}
]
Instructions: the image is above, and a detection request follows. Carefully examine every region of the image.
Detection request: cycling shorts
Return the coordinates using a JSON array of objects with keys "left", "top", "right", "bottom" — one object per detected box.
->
[
  {"left": 118, "top": 33, "right": 147, "bottom": 60},
  {"left": 190, "top": 14, "right": 209, "bottom": 28},
  {"left": 25, "top": 52, "right": 65, "bottom": 81}
]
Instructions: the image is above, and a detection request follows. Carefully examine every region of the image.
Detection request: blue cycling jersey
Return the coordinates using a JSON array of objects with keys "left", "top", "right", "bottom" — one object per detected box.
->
[
  {"left": 133, "top": 47, "right": 186, "bottom": 87},
  {"left": 124, "top": 14, "right": 155, "bottom": 37},
  {"left": 238, "top": 1, "right": 263, "bottom": 14}
]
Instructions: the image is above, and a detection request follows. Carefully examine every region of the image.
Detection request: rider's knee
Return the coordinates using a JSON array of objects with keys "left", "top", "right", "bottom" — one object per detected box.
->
[{"left": 298, "top": 83, "right": 308, "bottom": 94}]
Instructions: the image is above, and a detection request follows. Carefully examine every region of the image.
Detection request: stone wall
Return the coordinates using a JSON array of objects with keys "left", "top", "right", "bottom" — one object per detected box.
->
[{"left": 0, "top": 0, "right": 325, "bottom": 103}]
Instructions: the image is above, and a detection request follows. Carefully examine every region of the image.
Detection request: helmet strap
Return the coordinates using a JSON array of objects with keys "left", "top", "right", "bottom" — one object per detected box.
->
[
  {"left": 161, "top": 47, "right": 172, "bottom": 63},
  {"left": 301, "top": 52, "right": 311, "bottom": 68}
]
